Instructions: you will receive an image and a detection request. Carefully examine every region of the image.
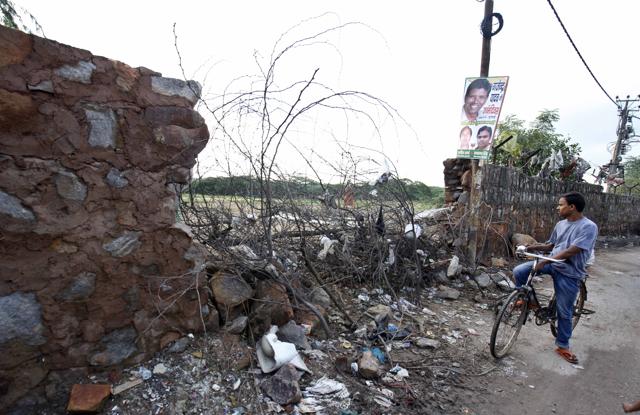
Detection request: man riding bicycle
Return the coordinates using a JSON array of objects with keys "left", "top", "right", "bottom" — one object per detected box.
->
[{"left": 512, "top": 192, "right": 598, "bottom": 364}]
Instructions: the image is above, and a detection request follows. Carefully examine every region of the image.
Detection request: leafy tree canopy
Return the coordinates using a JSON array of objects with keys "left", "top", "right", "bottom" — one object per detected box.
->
[
  {"left": 493, "top": 109, "right": 582, "bottom": 178},
  {"left": 188, "top": 175, "right": 442, "bottom": 205},
  {"left": 622, "top": 155, "right": 640, "bottom": 195},
  {"left": 1, "top": 0, "right": 43, "bottom": 35}
]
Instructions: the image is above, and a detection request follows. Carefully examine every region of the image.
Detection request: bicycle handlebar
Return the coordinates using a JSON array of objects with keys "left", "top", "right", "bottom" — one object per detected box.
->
[{"left": 515, "top": 245, "right": 565, "bottom": 263}]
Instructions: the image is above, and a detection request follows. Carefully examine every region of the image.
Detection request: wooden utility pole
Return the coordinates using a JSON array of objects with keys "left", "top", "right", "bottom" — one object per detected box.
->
[
  {"left": 480, "top": 0, "right": 494, "bottom": 78},
  {"left": 468, "top": 0, "right": 495, "bottom": 267}
]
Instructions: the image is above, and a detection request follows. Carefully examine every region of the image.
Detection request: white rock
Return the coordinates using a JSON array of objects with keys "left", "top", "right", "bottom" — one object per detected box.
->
[{"left": 152, "top": 363, "right": 168, "bottom": 375}]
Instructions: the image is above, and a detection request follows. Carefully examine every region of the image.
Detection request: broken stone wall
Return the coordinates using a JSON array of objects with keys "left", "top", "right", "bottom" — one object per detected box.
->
[
  {"left": 443, "top": 160, "right": 640, "bottom": 260},
  {"left": 0, "top": 26, "right": 217, "bottom": 410},
  {"left": 479, "top": 165, "right": 640, "bottom": 256},
  {"left": 443, "top": 158, "right": 471, "bottom": 204}
]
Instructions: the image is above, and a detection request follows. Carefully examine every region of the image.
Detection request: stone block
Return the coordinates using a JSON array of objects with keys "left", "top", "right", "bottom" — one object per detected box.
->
[
  {"left": 66, "top": 384, "right": 111, "bottom": 412},
  {"left": 358, "top": 351, "right": 380, "bottom": 379},
  {"left": 150, "top": 77, "right": 201, "bottom": 105},
  {"left": 260, "top": 364, "right": 302, "bottom": 405},
  {"left": 105, "top": 168, "right": 128, "bottom": 188},
  {"left": 54, "top": 61, "right": 96, "bottom": 84},
  {"left": 144, "top": 106, "right": 204, "bottom": 129},
  {"left": 210, "top": 271, "right": 254, "bottom": 308},
  {"left": 0, "top": 292, "right": 46, "bottom": 346},
  {"left": 85, "top": 107, "right": 117, "bottom": 148},
  {"left": 27, "top": 80, "right": 54, "bottom": 93},
  {"left": 0, "top": 190, "right": 35, "bottom": 222},
  {"left": 88, "top": 327, "right": 137, "bottom": 366},
  {"left": 102, "top": 232, "right": 142, "bottom": 258},
  {"left": 55, "top": 171, "right": 87, "bottom": 201},
  {"left": 57, "top": 272, "right": 96, "bottom": 302}
]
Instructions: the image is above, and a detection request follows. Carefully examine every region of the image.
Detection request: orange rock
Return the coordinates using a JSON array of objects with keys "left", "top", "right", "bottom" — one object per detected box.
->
[
  {"left": 0, "top": 26, "right": 32, "bottom": 67},
  {"left": 0, "top": 89, "right": 36, "bottom": 127},
  {"left": 67, "top": 384, "right": 111, "bottom": 413},
  {"left": 294, "top": 305, "right": 327, "bottom": 336}
]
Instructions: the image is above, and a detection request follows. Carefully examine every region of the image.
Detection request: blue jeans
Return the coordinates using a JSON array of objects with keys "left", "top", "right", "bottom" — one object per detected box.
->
[{"left": 513, "top": 261, "right": 581, "bottom": 349}]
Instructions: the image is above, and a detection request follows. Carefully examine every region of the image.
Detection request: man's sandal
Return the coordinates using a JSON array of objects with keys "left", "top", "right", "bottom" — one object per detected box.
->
[{"left": 555, "top": 347, "right": 579, "bottom": 364}]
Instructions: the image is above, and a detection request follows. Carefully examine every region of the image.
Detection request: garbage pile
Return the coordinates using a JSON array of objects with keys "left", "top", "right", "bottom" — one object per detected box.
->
[{"left": 54, "top": 177, "right": 541, "bottom": 414}]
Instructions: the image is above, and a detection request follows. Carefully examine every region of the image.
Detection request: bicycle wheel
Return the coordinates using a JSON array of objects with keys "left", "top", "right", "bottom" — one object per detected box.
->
[
  {"left": 550, "top": 280, "right": 586, "bottom": 338},
  {"left": 490, "top": 290, "right": 528, "bottom": 358}
]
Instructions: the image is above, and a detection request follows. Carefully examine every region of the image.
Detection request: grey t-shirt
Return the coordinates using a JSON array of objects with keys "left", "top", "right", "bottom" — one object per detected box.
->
[{"left": 549, "top": 217, "right": 598, "bottom": 279}]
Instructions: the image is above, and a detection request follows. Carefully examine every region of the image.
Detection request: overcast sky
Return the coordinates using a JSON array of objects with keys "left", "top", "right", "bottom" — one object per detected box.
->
[{"left": 17, "top": 0, "right": 640, "bottom": 186}]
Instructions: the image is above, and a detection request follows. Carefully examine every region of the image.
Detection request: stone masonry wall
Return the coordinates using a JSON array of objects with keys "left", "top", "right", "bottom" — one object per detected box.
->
[
  {"left": 480, "top": 164, "right": 640, "bottom": 256},
  {"left": 443, "top": 158, "right": 471, "bottom": 204},
  {"left": 443, "top": 160, "right": 640, "bottom": 260},
  {"left": 0, "top": 26, "right": 215, "bottom": 409}
]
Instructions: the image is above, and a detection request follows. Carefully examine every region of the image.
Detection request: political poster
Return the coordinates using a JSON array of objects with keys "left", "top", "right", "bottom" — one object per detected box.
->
[{"left": 457, "top": 76, "right": 509, "bottom": 160}]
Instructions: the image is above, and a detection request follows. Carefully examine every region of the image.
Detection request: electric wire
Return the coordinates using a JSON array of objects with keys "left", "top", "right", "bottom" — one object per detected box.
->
[{"left": 546, "top": 0, "right": 617, "bottom": 107}]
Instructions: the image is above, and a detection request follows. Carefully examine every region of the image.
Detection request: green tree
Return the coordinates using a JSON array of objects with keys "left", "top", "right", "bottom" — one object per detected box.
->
[
  {"left": 400, "top": 179, "right": 432, "bottom": 200},
  {"left": 623, "top": 155, "right": 640, "bottom": 195},
  {"left": 493, "top": 109, "right": 582, "bottom": 178},
  {"left": 1, "top": 0, "right": 43, "bottom": 35}
]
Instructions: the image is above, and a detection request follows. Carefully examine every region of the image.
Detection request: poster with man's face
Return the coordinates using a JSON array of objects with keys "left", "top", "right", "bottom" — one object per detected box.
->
[{"left": 457, "top": 76, "right": 509, "bottom": 160}]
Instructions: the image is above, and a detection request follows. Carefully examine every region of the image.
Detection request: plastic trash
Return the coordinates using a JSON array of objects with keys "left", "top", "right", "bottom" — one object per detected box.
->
[
  {"left": 318, "top": 236, "right": 338, "bottom": 260},
  {"left": 369, "top": 321, "right": 411, "bottom": 341},
  {"left": 137, "top": 367, "right": 152, "bottom": 380},
  {"left": 404, "top": 223, "right": 422, "bottom": 239},
  {"left": 256, "top": 325, "right": 311, "bottom": 374},
  {"left": 369, "top": 171, "right": 391, "bottom": 186},
  {"left": 299, "top": 376, "right": 351, "bottom": 414},
  {"left": 357, "top": 293, "right": 370, "bottom": 302},
  {"left": 306, "top": 377, "right": 349, "bottom": 396},
  {"left": 385, "top": 244, "right": 396, "bottom": 266},
  {"left": 447, "top": 255, "right": 460, "bottom": 278},
  {"left": 389, "top": 365, "right": 409, "bottom": 379}
]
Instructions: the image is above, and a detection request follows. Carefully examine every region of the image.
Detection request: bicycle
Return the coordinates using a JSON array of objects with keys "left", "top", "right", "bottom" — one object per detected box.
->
[{"left": 489, "top": 247, "right": 593, "bottom": 359}]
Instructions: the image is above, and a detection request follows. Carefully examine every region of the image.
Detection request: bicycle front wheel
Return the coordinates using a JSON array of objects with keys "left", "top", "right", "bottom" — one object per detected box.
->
[
  {"left": 490, "top": 290, "right": 528, "bottom": 359},
  {"left": 550, "top": 280, "right": 587, "bottom": 338}
]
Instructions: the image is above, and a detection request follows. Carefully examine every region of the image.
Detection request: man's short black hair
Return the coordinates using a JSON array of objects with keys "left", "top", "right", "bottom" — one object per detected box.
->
[
  {"left": 465, "top": 78, "right": 491, "bottom": 98},
  {"left": 561, "top": 191, "right": 586, "bottom": 212},
  {"left": 477, "top": 125, "right": 492, "bottom": 136}
]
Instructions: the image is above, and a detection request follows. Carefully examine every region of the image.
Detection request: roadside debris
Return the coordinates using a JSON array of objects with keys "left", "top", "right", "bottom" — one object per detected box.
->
[
  {"left": 260, "top": 364, "right": 303, "bottom": 405},
  {"left": 299, "top": 376, "right": 350, "bottom": 414},
  {"left": 67, "top": 384, "right": 111, "bottom": 413},
  {"left": 51, "top": 193, "right": 538, "bottom": 415},
  {"left": 111, "top": 378, "right": 143, "bottom": 395},
  {"left": 358, "top": 351, "right": 381, "bottom": 379},
  {"left": 257, "top": 325, "right": 311, "bottom": 374}
]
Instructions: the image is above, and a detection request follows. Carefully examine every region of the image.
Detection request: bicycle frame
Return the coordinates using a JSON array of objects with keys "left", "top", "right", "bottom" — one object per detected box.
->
[
  {"left": 515, "top": 250, "right": 566, "bottom": 324},
  {"left": 490, "top": 248, "right": 590, "bottom": 358}
]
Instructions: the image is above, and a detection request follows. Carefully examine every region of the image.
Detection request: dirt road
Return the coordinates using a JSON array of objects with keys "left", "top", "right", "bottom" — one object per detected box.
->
[{"left": 473, "top": 245, "right": 640, "bottom": 415}]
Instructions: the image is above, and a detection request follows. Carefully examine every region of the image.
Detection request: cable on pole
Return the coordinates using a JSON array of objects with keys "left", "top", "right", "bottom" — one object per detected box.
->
[
  {"left": 480, "top": 13, "right": 504, "bottom": 38},
  {"left": 546, "top": 0, "right": 617, "bottom": 107}
]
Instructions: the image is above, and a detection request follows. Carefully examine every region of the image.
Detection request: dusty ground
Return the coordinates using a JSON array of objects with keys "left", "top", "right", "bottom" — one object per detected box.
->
[
  {"left": 471, "top": 245, "right": 640, "bottom": 415},
  {"left": 96, "top": 286, "right": 500, "bottom": 415},
  {"left": 30, "top": 244, "right": 638, "bottom": 414}
]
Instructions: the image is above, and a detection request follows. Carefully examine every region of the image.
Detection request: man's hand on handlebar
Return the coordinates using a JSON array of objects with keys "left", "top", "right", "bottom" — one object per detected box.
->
[{"left": 520, "top": 242, "right": 554, "bottom": 254}]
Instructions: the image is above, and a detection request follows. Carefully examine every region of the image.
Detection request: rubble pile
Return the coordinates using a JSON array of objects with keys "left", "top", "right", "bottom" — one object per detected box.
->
[{"left": 41, "top": 206, "right": 525, "bottom": 414}]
